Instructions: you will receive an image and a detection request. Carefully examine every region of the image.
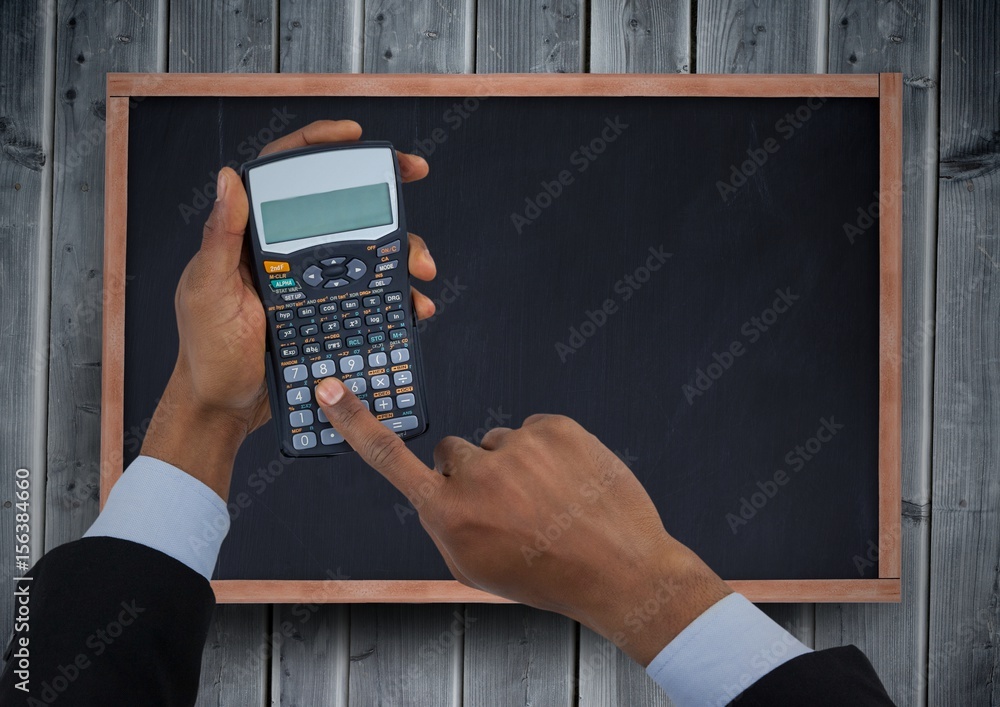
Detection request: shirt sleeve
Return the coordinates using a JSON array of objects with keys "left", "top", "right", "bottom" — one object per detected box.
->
[
  {"left": 84, "top": 455, "right": 230, "bottom": 580},
  {"left": 645, "top": 592, "right": 812, "bottom": 707}
]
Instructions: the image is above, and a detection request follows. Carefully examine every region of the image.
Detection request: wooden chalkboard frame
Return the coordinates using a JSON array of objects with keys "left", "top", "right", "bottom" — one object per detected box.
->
[{"left": 101, "top": 73, "right": 902, "bottom": 604}]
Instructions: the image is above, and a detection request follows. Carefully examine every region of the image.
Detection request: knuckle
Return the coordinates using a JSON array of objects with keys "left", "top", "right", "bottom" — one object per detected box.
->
[{"left": 364, "top": 431, "right": 402, "bottom": 470}]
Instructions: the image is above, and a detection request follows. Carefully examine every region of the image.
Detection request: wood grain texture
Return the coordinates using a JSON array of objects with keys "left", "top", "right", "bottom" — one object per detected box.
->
[
  {"left": 476, "top": 0, "right": 584, "bottom": 72},
  {"left": 278, "top": 0, "right": 362, "bottom": 73},
  {"left": 274, "top": 606, "right": 350, "bottom": 707},
  {"left": 196, "top": 605, "right": 270, "bottom": 707},
  {"left": 106, "top": 71, "right": 881, "bottom": 97},
  {"left": 46, "top": 0, "right": 159, "bottom": 537},
  {"left": 579, "top": 628, "right": 672, "bottom": 707},
  {"left": 590, "top": 0, "right": 691, "bottom": 73},
  {"left": 696, "top": 0, "right": 826, "bottom": 73},
  {"left": 463, "top": 605, "right": 576, "bottom": 706},
  {"left": 816, "top": 3, "right": 939, "bottom": 704},
  {"left": 169, "top": 0, "right": 275, "bottom": 72},
  {"left": 928, "top": 0, "right": 1000, "bottom": 704},
  {"left": 363, "top": 0, "right": 472, "bottom": 73},
  {"left": 0, "top": 0, "right": 53, "bottom": 658},
  {"left": 348, "top": 604, "right": 463, "bottom": 706}
]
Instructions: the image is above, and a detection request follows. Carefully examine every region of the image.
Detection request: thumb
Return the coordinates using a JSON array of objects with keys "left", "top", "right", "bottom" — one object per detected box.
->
[
  {"left": 316, "top": 377, "right": 442, "bottom": 504},
  {"left": 200, "top": 167, "right": 249, "bottom": 275}
]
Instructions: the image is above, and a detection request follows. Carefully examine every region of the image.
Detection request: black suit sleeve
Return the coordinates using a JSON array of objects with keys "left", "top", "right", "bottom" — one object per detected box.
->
[
  {"left": 731, "top": 645, "right": 896, "bottom": 706},
  {"left": 0, "top": 537, "right": 215, "bottom": 706}
]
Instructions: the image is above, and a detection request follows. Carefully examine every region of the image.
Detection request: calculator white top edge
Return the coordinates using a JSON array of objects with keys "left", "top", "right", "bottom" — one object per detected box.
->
[{"left": 246, "top": 146, "right": 399, "bottom": 255}]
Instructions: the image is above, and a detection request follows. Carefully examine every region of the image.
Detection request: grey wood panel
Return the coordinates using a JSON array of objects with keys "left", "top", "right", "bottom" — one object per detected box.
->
[
  {"left": 275, "top": 605, "right": 349, "bottom": 707},
  {"left": 696, "top": 0, "right": 826, "bottom": 73},
  {"left": 169, "top": 0, "right": 275, "bottom": 72},
  {"left": 197, "top": 605, "right": 270, "bottom": 707},
  {"left": 362, "top": 0, "right": 472, "bottom": 74},
  {"left": 0, "top": 0, "right": 54, "bottom": 659},
  {"left": 348, "top": 604, "right": 463, "bottom": 706},
  {"left": 278, "top": 0, "right": 362, "bottom": 73},
  {"left": 476, "top": 0, "right": 584, "bottom": 73},
  {"left": 45, "top": 0, "right": 160, "bottom": 550},
  {"left": 579, "top": 628, "right": 672, "bottom": 707},
  {"left": 815, "top": 2, "right": 939, "bottom": 704},
  {"left": 928, "top": 0, "right": 1000, "bottom": 704},
  {"left": 463, "top": 605, "right": 576, "bottom": 706},
  {"left": 590, "top": 0, "right": 691, "bottom": 73}
]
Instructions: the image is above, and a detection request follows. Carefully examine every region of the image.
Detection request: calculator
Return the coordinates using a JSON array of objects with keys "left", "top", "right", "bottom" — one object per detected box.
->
[{"left": 241, "top": 141, "right": 429, "bottom": 457}]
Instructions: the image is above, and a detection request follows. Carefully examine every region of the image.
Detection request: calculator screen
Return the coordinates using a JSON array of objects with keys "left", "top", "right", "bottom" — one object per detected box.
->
[{"left": 260, "top": 182, "right": 393, "bottom": 244}]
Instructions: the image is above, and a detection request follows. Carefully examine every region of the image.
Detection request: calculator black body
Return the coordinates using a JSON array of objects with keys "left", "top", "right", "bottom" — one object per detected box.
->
[{"left": 241, "top": 141, "right": 430, "bottom": 457}]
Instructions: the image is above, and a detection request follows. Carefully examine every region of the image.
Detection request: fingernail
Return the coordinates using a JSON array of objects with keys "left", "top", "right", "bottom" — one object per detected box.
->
[
  {"left": 215, "top": 171, "right": 227, "bottom": 202},
  {"left": 316, "top": 377, "right": 344, "bottom": 406}
]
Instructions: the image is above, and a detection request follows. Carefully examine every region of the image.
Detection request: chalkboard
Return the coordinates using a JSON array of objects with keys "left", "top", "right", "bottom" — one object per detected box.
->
[{"left": 103, "top": 75, "right": 902, "bottom": 602}]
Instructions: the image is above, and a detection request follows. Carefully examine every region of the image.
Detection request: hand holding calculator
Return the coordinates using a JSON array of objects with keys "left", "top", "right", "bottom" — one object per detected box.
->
[{"left": 242, "top": 141, "right": 432, "bottom": 457}]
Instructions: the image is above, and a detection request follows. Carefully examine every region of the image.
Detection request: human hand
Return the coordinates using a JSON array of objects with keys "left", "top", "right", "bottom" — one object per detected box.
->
[
  {"left": 141, "top": 120, "right": 436, "bottom": 499},
  {"left": 313, "top": 379, "right": 732, "bottom": 666}
]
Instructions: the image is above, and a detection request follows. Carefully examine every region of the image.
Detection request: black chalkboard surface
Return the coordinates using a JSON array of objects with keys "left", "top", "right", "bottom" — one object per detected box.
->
[{"left": 123, "top": 93, "right": 881, "bottom": 584}]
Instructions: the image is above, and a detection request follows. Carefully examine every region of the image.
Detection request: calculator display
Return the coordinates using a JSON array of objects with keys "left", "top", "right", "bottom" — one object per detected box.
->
[{"left": 260, "top": 183, "right": 393, "bottom": 244}]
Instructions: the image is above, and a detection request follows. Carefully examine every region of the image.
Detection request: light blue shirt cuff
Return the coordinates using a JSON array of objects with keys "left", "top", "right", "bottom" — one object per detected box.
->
[
  {"left": 84, "top": 455, "right": 230, "bottom": 581},
  {"left": 646, "top": 593, "right": 812, "bottom": 706}
]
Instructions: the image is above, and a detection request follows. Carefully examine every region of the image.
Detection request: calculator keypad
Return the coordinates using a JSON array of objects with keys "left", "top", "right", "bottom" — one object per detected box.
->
[{"left": 267, "top": 245, "right": 423, "bottom": 454}]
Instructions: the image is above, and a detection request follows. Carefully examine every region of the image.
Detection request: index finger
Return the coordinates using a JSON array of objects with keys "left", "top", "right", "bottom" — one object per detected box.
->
[
  {"left": 315, "top": 377, "right": 443, "bottom": 504},
  {"left": 258, "top": 119, "right": 429, "bottom": 181}
]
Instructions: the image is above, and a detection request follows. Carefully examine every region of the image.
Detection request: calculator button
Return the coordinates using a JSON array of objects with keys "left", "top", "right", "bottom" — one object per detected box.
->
[
  {"left": 368, "top": 331, "right": 387, "bottom": 345},
  {"left": 324, "top": 339, "right": 343, "bottom": 351},
  {"left": 369, "top": 278, "right": 391, "bottom": 288},
  {"left": 319, "top": 302, "right": 337, "bottom": 314},
  {"left": 275, "top": 310, "right": 293, "bottom": 321},
  {"left": 311, "top": 360, "right": 337, "bottom": 378},
  {"left": 280, "top": 346, "right": 298, "bottom": 358},
  {"left": 344, "top": 317, "right": 362, "bottom": 330},
  {"left": 374, "top": 397, "right": 393, "bottom": 413},
  {"left": 292, "top": 432, "right": 317, "bottom": 450},
  {"left": 325, "top": 278, "right": 350, "bottom": 289},
  {"left": 300, "top": 324, "right": 318, "bottom": 336},
  {"left": 341, "top": 299, "right": 359, "bottom": 310},
  {"left": 363, "top": 295, "right": 381, "bottom": 307},
  {"left": 302, "top": 343, "right": 320, "bottom": 355},
  {"left": 278, "top": 328, "right": 296, "bottom": 340},
  {"left": 270, "top": 277, "right": 297, "bottom": 290},
  {"left": 378, "top": 240, "right": 400, "bottom": 257},
  {"left": 321, "top": 257, "right": 346, "bottom": 266},
  {"left": 322, "top": 321, "right": 340, "bottom": 333},
  {"left": 287, "top": 386, "right": 311, "bottom": 405},
  {"left": 366, "top": 314, "right": 384, "bottom": 326},
  {"left": 283, "top": 364, "right": 307, "bottom": 383},
  {"left": 383, "top": 416, "right": 420, "bottom": 432},
  {"left": 346, "top": 336, "right": 364, "bottom": 347},
  {"left": 384, "top": 291, "right": 403, "bottom": 304},
  {"left": 323, "top": 264, "right": 347, "bottom": 278},
  {"left": 302, "top": 265, "right": 324, "bottom": 287},
  {"left": 371, "top": 374, "right": 390, "bottom": 390},
  {"left": 345, "top": 378, "right": 367, "bottom": 394},
  {"left": 346, "top": 259, "right": 367, "bottom": 280},
  {"left": 390, "top": 348, "right": 410, "bottom": 364},
  {"left": 289, "top": 410, "right": 314, "bottom": 427},
  {"left": 298, "top": 306, "right": 316, "bottom": 318},
  {"left": 375, "top": 260, "right": 398, "bottom": 273},
  {"left": 320, "top": 428, "right": 345, "bottom": 445},
  {"left": 368, "top": 352, "right": 387, "bottom": 367},
  {"left": 264, "top": 260, "right": 290, "bottom": 273},
  {"left": 397, "top": 393, "right": 415, "bottom": 409},
  {"left": 393, "top": 370, "right": 413, "bottom": 386},
  {"left": 282, "top": 292, "right": 305, "bottom": 302},
  {"left": 390, "top": 328, "right": 407, "bottom": 341},
  {"left": 387, "top": 311, "right": 404, "bottom": 323},
  {"left": 317, "top": 407, "right": 327, "bottom": 423},
  {"left": 340, "top": 355, "right": 364, "bottom": 373}
]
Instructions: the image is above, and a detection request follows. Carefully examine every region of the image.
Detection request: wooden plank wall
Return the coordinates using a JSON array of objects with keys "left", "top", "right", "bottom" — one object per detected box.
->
[{"left": 4, "top": 0, "right": 995, "bottom": 705}]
